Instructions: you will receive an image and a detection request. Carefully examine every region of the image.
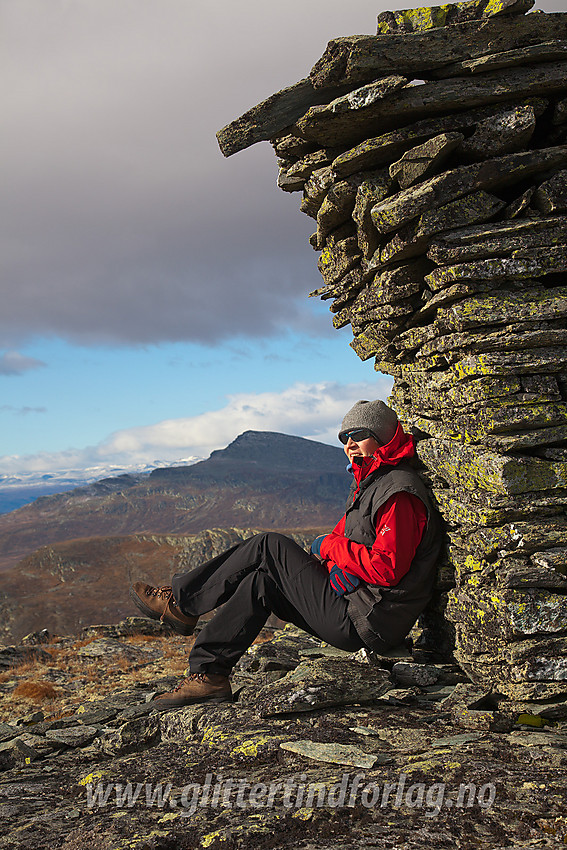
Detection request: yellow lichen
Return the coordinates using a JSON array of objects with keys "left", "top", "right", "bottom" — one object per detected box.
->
[
  {"left": 200, "top": 725, "right": 231, "bottom": 748},
  {"left": 292, "top": 808, "right": 315, "bottom": 820},
  {"left": 78, "top": 769, "right": 108, "bottom": 786},
  {"left": 201, "top": 830, "right": 226, "bottom": 848},
  {"left": 231, "top": 734, "right": 275, "bottom": 758},
  {"left": 516, "top": 713, "right": 548, "bottom": 728}
]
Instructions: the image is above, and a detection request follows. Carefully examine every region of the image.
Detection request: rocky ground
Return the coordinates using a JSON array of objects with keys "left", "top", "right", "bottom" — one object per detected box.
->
[{"left": 0, "top": 618, "right": 566, "bottom": 849}]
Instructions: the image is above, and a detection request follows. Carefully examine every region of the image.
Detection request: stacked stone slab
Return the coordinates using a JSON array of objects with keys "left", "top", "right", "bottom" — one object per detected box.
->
[{"left": 217, "top": 0, "right": 567, "bottom": 710}]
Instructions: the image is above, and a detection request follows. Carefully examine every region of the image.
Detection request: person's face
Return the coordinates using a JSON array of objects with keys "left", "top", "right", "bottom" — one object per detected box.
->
[{"left": 343, "top": 433, "right": 381, "bottom": 464}]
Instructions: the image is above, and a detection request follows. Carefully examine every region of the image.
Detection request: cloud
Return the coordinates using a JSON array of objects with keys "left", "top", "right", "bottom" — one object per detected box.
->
[
  {"left": 99, "top": 379, "right": 394, "bottom": 461},
  {"left": 0, "top": 379, "right": 393, "bottom": 476},
  {"left": 0, "top": 351, "right": 46, "bottom": 376},
  {"left": 1, "top": 0, "right": 388, "bottom": 348},
  {"left": 0, "top": 406, "right": 47, "bottom": 415}
]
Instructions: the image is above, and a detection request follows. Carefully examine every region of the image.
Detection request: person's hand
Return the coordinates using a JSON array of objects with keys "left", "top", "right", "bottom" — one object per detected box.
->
[
  {"left": 329, "top": 565, "right": 360, "bottom": 596},
  {"left": 310, "top": 534, "right": 327, "bottom": 561}
]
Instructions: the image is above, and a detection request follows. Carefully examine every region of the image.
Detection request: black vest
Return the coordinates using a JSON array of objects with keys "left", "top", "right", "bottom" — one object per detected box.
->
[{"left": 344, "top": 461, "right": 442, "bottom": 651}]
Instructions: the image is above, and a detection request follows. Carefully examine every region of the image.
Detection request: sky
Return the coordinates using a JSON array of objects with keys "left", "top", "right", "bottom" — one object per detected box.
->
[{"left": 1, "top": 0, "right": 559, "bottom": 480}]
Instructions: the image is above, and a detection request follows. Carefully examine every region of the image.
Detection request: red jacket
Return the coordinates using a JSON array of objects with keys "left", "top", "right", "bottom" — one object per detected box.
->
[{"left": 320, "top": 423, "right": 428, "bottom": 587}]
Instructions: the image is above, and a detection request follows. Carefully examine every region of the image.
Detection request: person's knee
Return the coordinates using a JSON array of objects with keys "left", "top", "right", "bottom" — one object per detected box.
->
[
  {"left": 252, "top": 531, "right": 289, "bottom": 550},
  {"left": 249, "top": 531, "right": 271, "bottom": 545},
  {"left": 265, "top": 532, "right": 289, "bottom": 545}
]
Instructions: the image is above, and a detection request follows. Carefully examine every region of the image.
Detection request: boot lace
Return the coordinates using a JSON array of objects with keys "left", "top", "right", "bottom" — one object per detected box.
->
[
  {"left": 173, "top": 673, "right": 206, "bottom": 692},
  {"left": 145, "top": 585, "right": 178, "bottom": 622}
]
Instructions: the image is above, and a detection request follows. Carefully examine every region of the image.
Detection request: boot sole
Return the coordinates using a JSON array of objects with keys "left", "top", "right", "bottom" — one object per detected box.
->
[
  {"left": 151, "top": 694, "right": 233, "bottom": 711},
  {"left": 128, "top": 586, "right": 196, "bottom": 636}
]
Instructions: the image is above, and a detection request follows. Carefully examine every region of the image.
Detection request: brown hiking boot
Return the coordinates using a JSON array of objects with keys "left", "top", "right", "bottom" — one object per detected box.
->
[
  {"left": 151, "top": 672, "right": 232, "bottom": 709},
  {"left": 129, "top": 582, "right": 198, "bottom": 636}
]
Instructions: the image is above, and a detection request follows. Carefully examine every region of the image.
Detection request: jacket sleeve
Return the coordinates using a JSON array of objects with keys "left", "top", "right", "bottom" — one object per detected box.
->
[{"left": 319, "top": 492, "right": 428, "bottom": 587}]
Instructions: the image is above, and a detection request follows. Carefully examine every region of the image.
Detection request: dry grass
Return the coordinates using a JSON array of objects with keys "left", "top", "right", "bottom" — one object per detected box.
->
[
  {"left": 47, "top": 636, "right": 99, "bottom": 663},
  {"left": 0, "top": 632, "right": 195, "bottom": 721},
  {"left": 0, "top": 625, "right": 277, "bottom": 722},
  {"left": 13, "top": 681, "right": 61, "bottom": 701},
  {"left": 0, "top": 659, "right": 37, "bottom": 679},
  {"left": 124, "top": 634, "right": 156, "bottom": 643}
]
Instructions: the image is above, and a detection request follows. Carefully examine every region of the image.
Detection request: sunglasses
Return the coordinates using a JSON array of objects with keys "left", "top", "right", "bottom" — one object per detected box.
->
[{"left": 338, "top": 428, "right": 376, "bottom": 445}]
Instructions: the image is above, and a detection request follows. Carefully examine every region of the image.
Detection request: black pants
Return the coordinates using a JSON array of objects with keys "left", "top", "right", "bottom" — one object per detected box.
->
[{"left": 171, "top": 532, "right": 364, "bottom": 676}]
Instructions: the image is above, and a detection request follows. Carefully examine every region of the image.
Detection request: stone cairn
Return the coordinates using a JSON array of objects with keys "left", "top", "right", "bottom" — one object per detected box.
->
[{"left": 217, "top": 0, "right": 567, "bottom": 713}]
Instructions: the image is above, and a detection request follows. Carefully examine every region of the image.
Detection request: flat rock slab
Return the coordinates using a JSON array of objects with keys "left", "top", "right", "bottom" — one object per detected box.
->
[
  {"left": 299, "top": 646, "right": 359, "bottom": 659},
  {"left": 460, "top": 103, "right": 537, "bottom": 160},
  {"left": 354, "top": 262, "right": 426, "bottom": 315},
  {"left": 98, "top": 716, "right": 160, "bottom": 756},
  {"left": 449, "top": 348, "right": 567, "bottom": 379},
  {"left": 511, "top": 655, "right": 567, "bottom": 682},
  {"left": 16, "top": 731, "right": 59, "bottom": 755},
  {"left": 45, "top": 726, "right": 100, "bottom": 748},
  {"left": 428, "top": 216, "right": 567, "bottom": 264},
  {"left": 371, "top": 146, "right": 567, "bottom": 235},
  {"left": 533, "top": 548, "right": 567, "bottom": 571},
  {"left": 427, "top": 257, "right": 567, "bottom": 290},
  {"left": 505, "top": 589, "right": 567, "bottom": 638},
  {"left": 505, "top": 184, "right": 536, "bottom": 218},
  {"left": 82, "top": 617, "right": 172, "bottom": 639},
  {"left": 309, "top": 15, "right": 567, "bottom": 88},
  {"left": 534, "top": 168, "right": 567, "bottom": 214},
  {"left": 280, "top": 740, "right": 383, "bottom": 769},
  {"left": 376, "top": 0, "right": 533, "bottom": 34},
  {"left": 76, "top": 638, "right": 157, "bottom": 662},
  {"left": 467, "top": 518, "right": 567, "bottom": 559},
  {"left": 317, "top": 236, "right": 361, "bottom": 287},
  {"left": 445, "top": 403, "right": 567, "bottom": 442},
  {"left": 324, "top": 75, "right": 408, "bottom": 115},
  {"left": 251, "top": 657, "right": 392, "bottom": 716},
  {"left": 389, "top": 131, "right": 464, "bottom": 189},
  {"left": 277, "top": 148, "right": 339, "bottom": 193},
  {"left": 431, "top": 732, "right": 484, "bottom": 747},
  {"left": 380, "top": 190, "right": 505, "bottom": 264},
  {"left": 216, "top": 77, "right": 354, "bottom": 157},
  {"left": 0, "top": 644, "right": 52, "bottom": 670},
  {"left": 430, "top": 39, "right": 567, "bottom": 78},
  {"left": 349, "top": 725, "right": 383, "bottom": 737},
  {"left": 418, "top": 438, "right": 567, "bottom": 496},
  {"left": 298, "top": 62, "right": 567, "bottom": 147},
  {"left": 435, "top": 288, "right": 567, "bottom": 332},
  {"left": 490, "top": 554, "right": 567, "bottom": 592},
  {"left": 236, "top": 626, "right": 323, "bottom": 674},
  {"left": 67, "top": 707, "right": 120, "bottom": 726},
  {"left": 331, "top": 101, "right": 544, "bottom": 177},
  {"left": 506, "top": 729, "right": 567, "bottom": 748},
  {"left": 392, "top": 661, "right": 442, "bottom": 687},
  {"left": 0, "top": 723, "right": 19, "bottom": 743},
  {"left": 0, "top": 737, "right": 40, "bottom": 768}
]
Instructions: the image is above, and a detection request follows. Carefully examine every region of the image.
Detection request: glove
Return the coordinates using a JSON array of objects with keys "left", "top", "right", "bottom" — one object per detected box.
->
[
  {"left": 329, "top": 564, "right": 360, "bottom": 596},
  {"left": 310, "top": 534, "right": 328, "bottom": 558}
]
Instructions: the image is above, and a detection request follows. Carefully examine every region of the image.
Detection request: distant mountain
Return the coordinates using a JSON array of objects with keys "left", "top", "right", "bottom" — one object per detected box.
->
[
  {"left": 0, "top": 457, "right": 201, "bottom": 514},
  {"left": 0, "top": 431, "right": 350, "bottom": 574}
]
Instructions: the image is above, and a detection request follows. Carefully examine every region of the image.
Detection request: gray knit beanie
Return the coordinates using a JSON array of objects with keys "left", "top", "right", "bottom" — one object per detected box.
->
[{"left": 339, "top": 399, "right": 398, "bottom": 446}]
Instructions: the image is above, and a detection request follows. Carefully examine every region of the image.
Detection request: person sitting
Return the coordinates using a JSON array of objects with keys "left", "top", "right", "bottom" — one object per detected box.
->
[{"left": 129, "top": 399, "right": 442, "bottom": 709}]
